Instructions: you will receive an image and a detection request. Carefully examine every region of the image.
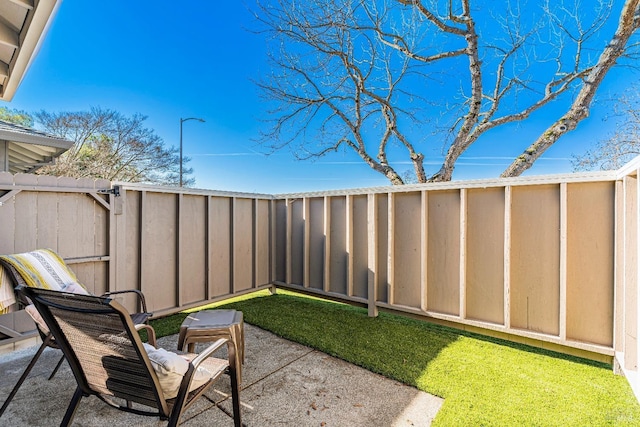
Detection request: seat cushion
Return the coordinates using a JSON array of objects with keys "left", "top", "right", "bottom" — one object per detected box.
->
[
  {"left": 25, "top": 282, "right": 89, "bottom": 333},
  {"left": 142, "top": 343, "right": 217, "bottom": 399}
]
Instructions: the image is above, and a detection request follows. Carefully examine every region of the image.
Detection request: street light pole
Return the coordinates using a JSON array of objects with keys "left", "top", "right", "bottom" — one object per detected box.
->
[{"left": 179, "top": 117, "right": 205, "bottom": 187}]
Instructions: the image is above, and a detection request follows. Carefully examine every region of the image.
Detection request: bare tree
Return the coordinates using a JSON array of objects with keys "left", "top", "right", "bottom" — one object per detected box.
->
[
  {"left": 572, "top": 85, "right": 640, "bottom": 171},
  {"left": 255, "top": 0, "right": 640, "bottom": 184},
  {"left": 35, "top": 108, "right": 193, "bottom": 186}
]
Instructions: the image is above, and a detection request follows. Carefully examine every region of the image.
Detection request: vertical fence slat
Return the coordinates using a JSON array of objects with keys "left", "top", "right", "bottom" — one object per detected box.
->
[
  {"left": 421, "top": 191, "right": 428, "bottom": 312},
  {"left": 347, "top": 195, "right": 354, "bottom": 297},
  {"left": 0, "top": 172, "right": 15, "bottom": 254},
  {"left": 177, "top": 193, "right": 183, "bottom": 308},
  {"left": 139, "top": 190, "right": 147, "bottom": 306},
  {"left": 566, "top": 182, "right": 615, "bottom": 346},
  {"left": 626, "top": 174, "right": 640, "bottom": 370},
  {"left": 510, "top": 184, "right": 560, "bottom": 336},
  {"left": 323, "top": 196, "right": 331, "bottom": 293},
  {"left": 367, "top": 193, "right": 378, "bottom": 317},
  {"left": 560, "top": 183, "right": 568, "bottom": 341},
  {"left": 504, "top": 186, "right": 512, "bottom": 329},
  {"left": 286, "top": 198, "right": 292, "bottom": 285},
  {"left": 427, "top": 190, "right": 461, "bottom": 315},
  {"left": 206, "top": 195, "right": 211, "bottom": 300},
  {"left": 636, "top": 174, "right": 640, "bottom": 370},
  {"left": 255, "top": 199, "right": 271, "bottom": 287},
  {"left": 303, "top": 197, "right": 310, "bottom": 288},
  {"left": 460, "top": 189, "right": 467, "bottom": 320},
  {"left": 615, "top": 181, "right": 624, "bottom": 353},
  {"left": 14, "top": 174, "right": 38, "bottom": 252},
  {"left": 232, "top": 197, "right": 237, "bottom": 294},
  {"left": 270, "top": 199, "right": 277, "bottom": 284},
  {"left": 387, "top": 193, "right": 395, "bottom": 306},
  {"left": 36, "top": 175, "right": 58, "bottom": 251},
  {"left": 135, "top": 191, "right": 145, "bottom": 310}
]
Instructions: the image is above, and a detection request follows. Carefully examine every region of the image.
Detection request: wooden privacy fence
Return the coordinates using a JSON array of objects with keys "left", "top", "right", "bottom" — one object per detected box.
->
[
  {"left": 273, "top": 176, "right": 617, "bottom": 361},
  {"left": 108, "top": 184, "right": 274, "bottom": 317},
  {"left": 2, "top": 158, "right": 640, "bottom": 397},
  {"left": 0, "top": 173, "right": 275, "bottom": 349}
]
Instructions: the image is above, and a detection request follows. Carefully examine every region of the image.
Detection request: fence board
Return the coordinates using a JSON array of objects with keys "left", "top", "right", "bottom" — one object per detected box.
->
[
  {"left": 274, "top": 199, "right": 287, "bottom": 282},
  {"left": 510, "top": 185, "right": 560, "bottom": 335},
  {"left": 141, "top": 192, "right": 177, "bottom": 311},
  {"left": 376, "top": 194, "right": 389, "bottom": 303},
  {"left": 209, "top": 197, "right": 232, "bottom": 297},
  {"left": 329, "top": 196, "right": 347, "bottom": 295},
  {"left": 255, "top": 199, "right": 271, "bottom": 286},
  {"left": 181, "top": 195, "right": 207, "bottom": 304},
  {"left": 14, "top": 175, "right": 38, "bottom": 252},
  {"left": 233, "top": 198, "right": 254, "bottom": 291},
  {"left": 466, "top": 187, "right": 505, "bottom": 325},
  {"left": 123, "top": 190, "right": 142, "bottom": 310},
  {"left": 57, "top": 179, "right": 80, "bottom": 258},
  {"left": 35, "top": 175, "right": 58, "bottom": 250},
  {"left": 308, "top": 197, "right": 324, "bottom": 290},
  {"left": 290, "top": 198, "right": 304, "bottom": 285},
  {"left": 427, "top": 190, "right": 460, "bottom": 315},
  {"left": 393, "top": 192, "right": 422, "bottom": 309},
  {"left": 0, "top": 172, "right": 15, "bottom": 254},
  {"left": 352, "top": 195, "right": 368, "bottom": 299},
  {"left": 566, "top": 182, "right": 615, "bottom": 346},
  {"left": 624, "top": 176, "right": 638, "bottom": 370}
]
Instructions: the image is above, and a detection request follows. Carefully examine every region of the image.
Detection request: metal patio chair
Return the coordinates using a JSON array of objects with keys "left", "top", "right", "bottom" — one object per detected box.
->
[
  {"left": 14, "top": 286, "right": 241, "bottom": 426},
  {"left": 0, "top": 249, "right": 153, "bottom": 417}
]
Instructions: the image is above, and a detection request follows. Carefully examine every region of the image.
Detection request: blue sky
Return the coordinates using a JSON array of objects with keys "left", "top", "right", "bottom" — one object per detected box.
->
[{"left": 2, "top": 0, "right": 636, "bottom": 193}]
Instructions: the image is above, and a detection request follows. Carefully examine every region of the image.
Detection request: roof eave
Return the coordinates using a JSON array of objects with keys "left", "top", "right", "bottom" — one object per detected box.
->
[
  {"left": 0, "top": 128, "right": 72, "bottom": 149},
  {"left": 1, "top": 0, "right": 62, "bottom": 102}
]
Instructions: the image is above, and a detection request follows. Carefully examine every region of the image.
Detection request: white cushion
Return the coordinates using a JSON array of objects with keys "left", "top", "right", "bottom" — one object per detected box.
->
[
  {"left": 142, "top": 343, "right": 213, "bottom": 399},
  {"left": 25, "top": 282, "right": 90, "bottom": 334},
  {"left": 61, "top": 282, "right": 90, "bottom": 295},
  {"left": 25, "top": 304, "right": 49, "bottom": 332}
]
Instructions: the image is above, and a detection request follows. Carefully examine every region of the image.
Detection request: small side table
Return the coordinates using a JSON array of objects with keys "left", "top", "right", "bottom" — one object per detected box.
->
[{"left": 177, "top": 309, "right": 245, "bottom": 384}]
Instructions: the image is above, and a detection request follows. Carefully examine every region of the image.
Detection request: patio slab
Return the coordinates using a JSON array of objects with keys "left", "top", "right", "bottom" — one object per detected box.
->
[{"left": 0, "top": 324, "right": 443, "bottom": 426}]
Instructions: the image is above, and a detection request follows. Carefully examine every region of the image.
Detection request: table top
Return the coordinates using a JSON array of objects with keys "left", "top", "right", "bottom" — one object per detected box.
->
[{"left": 180, "top": 309, "right": 243, "bottom": 330}]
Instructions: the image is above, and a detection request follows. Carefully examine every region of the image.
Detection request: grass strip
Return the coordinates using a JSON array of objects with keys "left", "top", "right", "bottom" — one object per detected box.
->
[{"left": 150, "top": 289, "right": 640, "bottom": 426}]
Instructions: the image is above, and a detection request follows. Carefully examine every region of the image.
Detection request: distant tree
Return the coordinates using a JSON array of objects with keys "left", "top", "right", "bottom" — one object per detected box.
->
[
  {"left": 0, "top": 107, "right": 34, "bottom": 127},
  {"left": 255, "top": 0, "right": 640, "bottom": 184},
  {"left": 35, "top": 107, "right": 193, "bottom": 186},
  {"left": 573, "top": 88, "right": 640, "bottom": 171}
]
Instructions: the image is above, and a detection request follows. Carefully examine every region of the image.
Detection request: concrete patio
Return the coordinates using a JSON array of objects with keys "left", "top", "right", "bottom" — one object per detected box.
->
[{"left": 0, "top": 323, "right": 443, "bottom": 426}]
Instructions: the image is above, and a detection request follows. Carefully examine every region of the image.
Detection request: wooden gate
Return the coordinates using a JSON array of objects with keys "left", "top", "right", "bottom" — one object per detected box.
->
[{"left": 0, "top": 172, "right": 113, "bottom": 350}]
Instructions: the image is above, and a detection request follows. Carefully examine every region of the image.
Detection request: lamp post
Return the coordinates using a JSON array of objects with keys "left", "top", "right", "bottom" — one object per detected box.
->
[{"left": 179, "top": 117, "right": 205, "bottom": 187}]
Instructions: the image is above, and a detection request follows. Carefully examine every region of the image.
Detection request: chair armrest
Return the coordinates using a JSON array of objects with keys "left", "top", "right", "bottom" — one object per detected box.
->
[
  {"left": 135, "top": 323, "right": 157, "bottom": 347},
  {"left": 102, "top": 289, "right": 149, "bottom": 315},
  {"left": 189, "top": 338, "right": 229, "bottom": 369},
  {"left": 171, "top": 337, "right": 230, "bottom": 416}
]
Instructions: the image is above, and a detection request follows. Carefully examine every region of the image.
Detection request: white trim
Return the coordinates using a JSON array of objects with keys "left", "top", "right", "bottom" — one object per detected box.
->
[{"left": 2, "top": 0, "right": 62, "bottom": 101}]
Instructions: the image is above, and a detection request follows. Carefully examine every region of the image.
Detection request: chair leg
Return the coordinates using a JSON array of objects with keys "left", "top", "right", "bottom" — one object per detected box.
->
[
  {"left": 0, "top": 335, "right": 52, "bottom": 417},
  {"left": 60, "top": 387, "right": 83, "bottom": 427},
  {"left": 47, "top": 354, "right": 65, "bottom": 380},
  {"left": 227, "top": 341, "right": 242, "bottom": 427},
  {"left": 230, "top": 364, "right": 242, "bottom": 427}
]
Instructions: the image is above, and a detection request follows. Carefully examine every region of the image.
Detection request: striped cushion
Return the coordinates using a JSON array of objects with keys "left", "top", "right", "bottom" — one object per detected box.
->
[
  {"left": 0, "top": 249, "right": 88, "bottom": 320},
  {"left": 0, "top": 249, "right": 84, "bottom": 292}
]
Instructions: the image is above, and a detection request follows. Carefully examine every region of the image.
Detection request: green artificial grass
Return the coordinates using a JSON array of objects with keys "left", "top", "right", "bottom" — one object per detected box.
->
[{"left": 150, "top": 289, "right": 640, "bottom": 426}]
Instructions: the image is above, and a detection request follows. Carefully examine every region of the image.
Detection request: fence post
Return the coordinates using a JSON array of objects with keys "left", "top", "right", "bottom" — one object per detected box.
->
[{"left": 367, "top": 193, "right": 378, "bottom": 317}]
